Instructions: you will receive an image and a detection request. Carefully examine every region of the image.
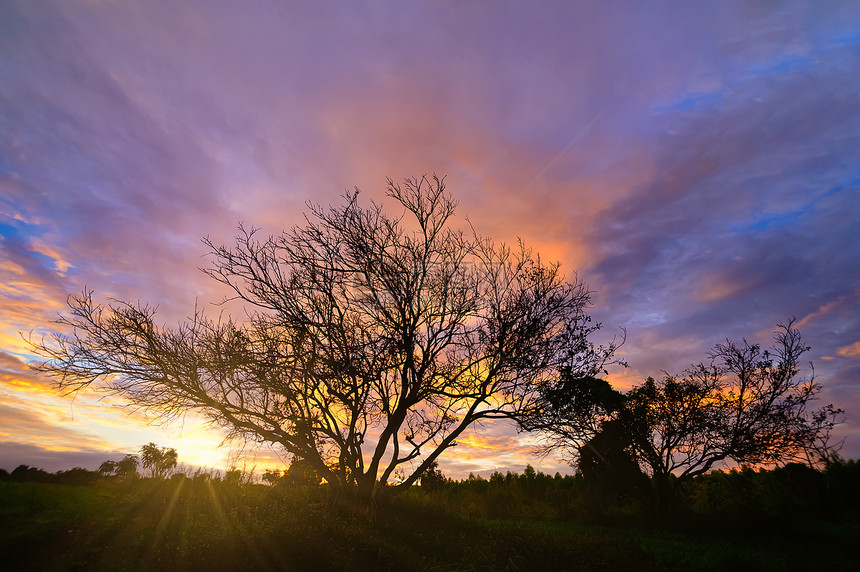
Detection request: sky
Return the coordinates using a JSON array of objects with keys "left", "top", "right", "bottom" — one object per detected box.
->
[{"left": 1, "top": 0, "right": 859, "bottom": 479}]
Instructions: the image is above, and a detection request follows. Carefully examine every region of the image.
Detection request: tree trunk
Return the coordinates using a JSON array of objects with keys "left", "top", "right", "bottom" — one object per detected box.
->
[{"left": 652, "top": 473, "right": 676, "bottom": 519}]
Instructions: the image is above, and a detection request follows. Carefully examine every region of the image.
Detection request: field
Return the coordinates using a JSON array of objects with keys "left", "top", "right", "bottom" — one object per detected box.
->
[{"left": 1, "top": 462, "right": 858, "bottom": 571}]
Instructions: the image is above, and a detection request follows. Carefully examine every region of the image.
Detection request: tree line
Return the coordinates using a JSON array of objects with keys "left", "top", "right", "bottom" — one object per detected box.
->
[
  {"left": 1, "top": 443, "right": 179, "bottom": 484},
  {"left": 411, "top": 458, "right": 860, "bottom": 525},
  {"left": 30, "top": 175, "right": 844, "bottom": 506},
  {"left": 5, "top": 456, "right": 859, "bottom": 529}
]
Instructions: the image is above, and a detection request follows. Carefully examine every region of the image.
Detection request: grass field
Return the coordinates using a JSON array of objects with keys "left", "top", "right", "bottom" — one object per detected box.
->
[{"left": 1, "top": 475, "right": 857, "bottom": 571}]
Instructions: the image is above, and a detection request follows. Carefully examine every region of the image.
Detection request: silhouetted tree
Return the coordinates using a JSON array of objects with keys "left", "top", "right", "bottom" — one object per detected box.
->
[
  {"left": 282, "top": 457, "right": 322, "bottom": 487},
  {"left": 223, "top": 468, "right": 243, "bottom": 486},
  {"left": 31, "top": 175, "right": 616, "bottom": 502},
  {"left": 10, "top": 465, "right": 52, "bottom": 483},
  {"left": 578, "top": 419, "right": 650, "bottom": 504},
  {"left": 116, "top": 454, "right": 139, "bottom": 479},
  {"left": 98, "top": 460, "right": 117, "bottom": 476},
  {"left": 524, "top": 373, "right": 626, "bottom": 462},
  {"left": 140, "top": 443, "right": 177, "bottom": 479},
  {"left": 55, "top": 467, "right": 99, "bottom": 485},
  {"left": 536, "top": 320, "right": 842, "bottom": 510},
  {"left": 418, "top": 460, "right": 447, "bottom": 491},
  {"left": 625, "top": 320, "right": 842, "bottom": 507},
  {"left": 100, "top": 454, "right": 140, "bottom": 479},
  {"left": 522, "top": 464, "right": 537, "bottom": 480}
]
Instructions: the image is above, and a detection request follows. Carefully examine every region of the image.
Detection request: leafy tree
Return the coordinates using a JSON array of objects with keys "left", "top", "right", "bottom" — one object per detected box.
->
[
  {"left": 577, "top": 419, "right": 650, "bottom": 504},
  {"left": 10, "top": 465, "right": 52, "bottom": 483},
  {"left": 98, "top": 460, "right": 117, "bottom": 476},
  {"left": 626, "top": 321, "right": 842, "bottom": 504},
  {"left": 418, "top": 460, "right": 447, "bottom": 491},
  {"left": 98, "top": 457, "right": 138, "bottom": 478},
  {"left": 522, "top": 464, "right": 537, "bottom": 480},
  {"left": 523, "top": 374, "right": 626, "bottom": 463},
  {"left": 116, "top": 454, "right": 140, "bottom": 479},
  {"left": 31, "top": 176, "right": 617, "bottom": 502},
  {"left": 140, "top": 443, "right": 178, "bottom": 479},
  {"left": 54, "top": 467, "right": 99, "bottom": 485},
  {"left": 285, "top": 457, "right": 322, "bottom": 487},
  {"left": 536, "top": 320, "right": 843, "bottom": 508}
]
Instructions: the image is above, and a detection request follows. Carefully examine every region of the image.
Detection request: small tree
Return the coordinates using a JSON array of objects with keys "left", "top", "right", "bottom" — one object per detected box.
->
[
  {"left": 577, "top": 419, "right": 650, "bottom": 504},
  {"left": 99, "top": 454, "right": 140, "bottom": 479},
  {"left": 223, "top": 468, "right": 244, "bottom": 486},
  {"left": 283, "top": 457, "right": 322, "bottom": 487},
  {"left": 140, "top": 443, "right": 178, "bottom": 479},
  {"left": 117, "top": 454, "right": 139, "bottom": 479},
  {"left": 32, "top": 175, "right": 616, "bottom": 502},
  {"left": 536, "top": 320, "right": 843, "bottom": 509},
  {"left": 418, "top": 460, "right": 447, "bottom": 491},
  {"left": 98, "top": 460, "right": 117, "bottom": 476}
]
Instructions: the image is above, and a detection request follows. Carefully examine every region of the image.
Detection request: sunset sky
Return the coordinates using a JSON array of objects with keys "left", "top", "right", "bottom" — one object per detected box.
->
[{"left": 2, "top": 0, "right": 859, "bottom": 479}]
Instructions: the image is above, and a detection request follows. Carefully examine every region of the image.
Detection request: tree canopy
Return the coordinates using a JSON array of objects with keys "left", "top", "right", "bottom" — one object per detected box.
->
[
  {"left": 32, "top": 175, "right": 615, "bottom": 501},
  {"left": 140, "top": 443, "right": 178, "bottom": 479},
  {"left": 98, "top": 454, "right": 139, "bottom": 479}
]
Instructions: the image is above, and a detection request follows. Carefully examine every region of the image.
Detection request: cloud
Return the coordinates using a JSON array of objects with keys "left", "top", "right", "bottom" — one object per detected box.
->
[
  {"left": 0, "top": 441, "right": 127, "bottom": 473},
  {"left": 1, "top": 0, "right": 859, "bottom": 473},
  {"left": 0, "top": 350, "right": 57, "bottom": 393},
  {"left": 0, "top": 401, "right": 114, "bottom": 452},
  {"left": 798, "top": 289, "right": 860, "bottom": 329},
  {"left": 838, "top": 342, "right": 860, "bottom": 359},
  {"left": 436, "top": 419, "right": 571, "bottom": 478},
  {"left": 586, "top": 32, "right": 860, "bottom": 366}
]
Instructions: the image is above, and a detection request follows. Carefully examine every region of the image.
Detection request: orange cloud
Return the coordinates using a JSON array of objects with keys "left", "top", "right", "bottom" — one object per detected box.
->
[
  {"left": 30, "top": 239, "right": 74, "bottom": 276},
  {"left": 837, "top": 342, "right": 860, "bottom": 358},
  {"left": 0, "top": 402, "right": 114, "bottom": 451},
  {"left": 798, "top": 289, "right": 860, "bottom": 328},
  {"left": 0, "top": 351, "right": 58, "bottom": 394},
  {"left": 695, "top": 273, "right": 745, "bottom": 303},
  {"left": 606, "top": 367, "right": 648, "bottom": 392}
]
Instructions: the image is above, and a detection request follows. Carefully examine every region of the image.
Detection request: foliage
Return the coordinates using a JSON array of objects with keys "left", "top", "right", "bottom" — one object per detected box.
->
[
  {"left": 578, "top": 419, "right": 652, "bottom": 505},
  {"left": 8, "top": 465, "right": 53, "bottom": 483},
  {"left": 99, "top": 454, "right": 140, "bottom": 479},
  {"left": 282, "top": 457, "right": 323, "bottom": 487},
  {"left": 31, "top": 175, "right": 617, "bottom": 502},
  {"left": 524, "top": 374, "right": 625, "bottom": 454},
  {"left": 139, "top": 443, "right": 178, "bottom": 480},
  {"left": 118, "top": 454, "right": 140, "bottom": 478},
  {"left": 2, "top": 465, "right": 102, "bottom": 485},
  {"left": 417, "top": 460, "right": 447, "bottom": 491},
  {"left": 222, "top": 468, "right": 244, "bottom": 486}
]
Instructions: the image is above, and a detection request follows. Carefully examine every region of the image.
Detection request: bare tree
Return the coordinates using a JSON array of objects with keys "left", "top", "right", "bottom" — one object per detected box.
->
[
  {"left": 533, "top": 320, "right": 843, "bottom": 509},
  {"left": 32, "top": 175, "right": 615, "bottom": 502},
  {"left": 627, "top": 321, "right": 842, "bottom": 499}
]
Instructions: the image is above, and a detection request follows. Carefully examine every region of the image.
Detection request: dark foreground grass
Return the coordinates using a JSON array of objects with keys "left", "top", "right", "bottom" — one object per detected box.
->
[{"left": 0, "top": 480, "right": 856, "bottom": 571}]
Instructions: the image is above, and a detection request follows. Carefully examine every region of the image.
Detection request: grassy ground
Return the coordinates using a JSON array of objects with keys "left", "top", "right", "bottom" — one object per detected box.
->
[{"left": 1, "top": 479, "right": 856, "bottom": 571}]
